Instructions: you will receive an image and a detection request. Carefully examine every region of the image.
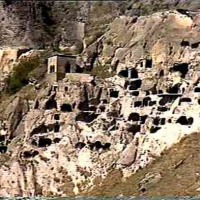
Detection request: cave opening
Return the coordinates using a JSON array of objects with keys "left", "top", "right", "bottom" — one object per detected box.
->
[
  {"left": 145, "top": 58, "right": 153, "bottom": 68},
  {"left": 159, "top": 70, "right": 164, "bottom": 77},
  {"left": 157, "top": 106, "right": 168, "bottom": 112},
  {"left": 159, "top": 97, "right": 169, "bottom": 106},
  {"left": 171, "top": 63, "right": 189, "bottom": 78},
  {"left": 160, "top": 118, "right": 166, "bottom": 125},
  {"left": 149, "top": 101, "right": 157, "bottom": 106},
  {"left": 143, "top": 97, "right": 151, "bottom": 107},
  {"left": 60, "top": 104, "right": 72, "bottom": 112},
  {"left": 75, "top": 112, "right": 98, "bottom": 123},
  {"left": 191, "top": 42, "right": 200, "bottom": 49},
  {"left": 130, "top": 68, "right": 138, "bottom": 78},
  {"left": 77, "top": 101, "right": 89, "bottom": 111},
  {"left": 30, "top": 124, "right": 48, "bottom": 136},
  {"left": 75, "top": 142, "right": 86, "bottom": 149},
  {"left": 99, "top": 105, "right": 106, "bottom": 112},
  {"left": 54, "top": 114, "right": 60, "bottom": 120},
  {"left": 153, "top": 117, "right": 160, "bottom": 126},
  {"left": 176, "top": 116, "right": 189, "bottom": 125},
  {"left": 131, "top": 91, "right": 140, "bottom": 96},
  {"left": 110, "top": 90, "right": 119, "bottom": 98},
  {"left": 128, "top": 112, "right": 140, "bottom": 121},
  {"left": 188, "top": 117, "right": 194, "bottom": 125},
  {"left": 167, "top": 84, "right": 180, "bottom": 93},
  {"left": 127, "top": 124, "right": 141, "bottom": 134},
  {"left": 118, "top": 69, "right": 128, "bottom": 78},
  {"left": 89, "top": 105, "right": 97, "bottom": 112},
  {"left": 0, "top": 146, "right": 7, "bottom": 153},
  {"left": 134, "top": 101, "right": 142, "bottom": 108},
  {"left": 150, "top": 126, "right": 161, "bottom": 133},
  {"left": 180, "top": 40, "right": 190, "bottom": 47},
  {"left": 140, "top": 115, "right": 148, "bottom": 124},
  {"left": 180, "top": 97, "right": 191, "bottom": 104},
  {"left": 45, "top": 99, "right": 57, "bottom": 110},
  {"left": 53, "top": 138, "right": 61, "bottom": 143},
  {"left": 65, "top": 87, "right": 68, "bottom": 92},
  {"left": 103, "top": 143, "right": 111, "bottom": 150},
  {"left": 194, "top": 87, "right": 200, "bottom": 93},
  {"left": 54, "top": 124, "right": 60, "bottom": 133},
  {"left": 38, "top": 137, "right": 52, "bottom": 147},
  {"left": 129, "top": 79, "right": 142, "bottom": 90}
]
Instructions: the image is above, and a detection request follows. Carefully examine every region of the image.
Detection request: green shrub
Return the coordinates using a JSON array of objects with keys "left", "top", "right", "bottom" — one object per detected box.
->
[
  {"left": 6, "top": 57, "right": 40, "bottom": 95},
  {"left": 91, "top": 64, "right": 115, "bottom": 79}
]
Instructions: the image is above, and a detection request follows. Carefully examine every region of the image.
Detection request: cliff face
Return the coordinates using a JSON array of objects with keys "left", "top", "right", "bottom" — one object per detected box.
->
[
  {"left": 0, "top": 0, "right": 199, "bottom": 48},
  {"left": 0, "top": 1, "right": 122, "bottom": 49},
  {"left": 0, "top": 8, "right": 200, "bottom": 197},
  {"left": 1, "top": 0, "right": 200, "bottom": 198}
]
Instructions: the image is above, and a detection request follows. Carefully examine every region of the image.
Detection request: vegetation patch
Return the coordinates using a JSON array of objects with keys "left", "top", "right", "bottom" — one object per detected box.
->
[
  {"left": 6, "top": 57, "right": 40, "bottom": 95},
  {"left": 91, "top": 64, "right": 115, "bottom": 79}
]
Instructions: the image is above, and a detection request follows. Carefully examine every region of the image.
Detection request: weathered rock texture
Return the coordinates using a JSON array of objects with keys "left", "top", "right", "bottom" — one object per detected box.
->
[{"left": 1, "top": 3, "right": 200, "bottom": 198}]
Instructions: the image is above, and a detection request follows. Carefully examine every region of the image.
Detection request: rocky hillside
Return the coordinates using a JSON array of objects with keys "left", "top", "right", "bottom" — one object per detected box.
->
[{"left": 1, "top": 0, "right": 200, "bottom": 198}]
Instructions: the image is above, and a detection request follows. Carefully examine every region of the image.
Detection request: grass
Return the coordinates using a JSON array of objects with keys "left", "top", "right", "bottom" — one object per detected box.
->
[
  {"left": 6, "top": 57, "right": 40, "bottom": 95},
  {"left": 86, "top": 132, "right": 200, "bottom": 197},
  {"left": 91, "top": 64, "right": 116, "bottom": 79}
]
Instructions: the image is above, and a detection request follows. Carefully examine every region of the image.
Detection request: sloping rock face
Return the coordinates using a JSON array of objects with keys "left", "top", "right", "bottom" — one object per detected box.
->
[
  {"left": 0, "top": 1, "right": 122, "bottom": 49},
  {"left": 1, "top": 10, "right": 200, "bottom": 197}
]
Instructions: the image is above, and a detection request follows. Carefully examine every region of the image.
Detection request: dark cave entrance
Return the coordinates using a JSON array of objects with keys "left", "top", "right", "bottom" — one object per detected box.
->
[
  {"left": 45, "top": 99, "right": 57, "bottom": 110},
  {"left": 128, "top": 112, "right": 140, "bottom": 121},
  {"left": 60, "top": 104, "right": 72, "bottom": 112},
  {"left": 171, "top": 63, "right": 189, "bottom": 78}
]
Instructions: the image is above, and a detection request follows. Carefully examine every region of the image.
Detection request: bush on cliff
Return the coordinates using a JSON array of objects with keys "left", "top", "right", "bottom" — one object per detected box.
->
[{"left": 6, "top": 57, "right": 40, "bottom": 95}]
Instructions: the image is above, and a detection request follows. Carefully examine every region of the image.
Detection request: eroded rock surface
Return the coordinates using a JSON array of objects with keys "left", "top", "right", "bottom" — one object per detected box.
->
[{"left": 1, "top": 9, "right": 200, "bottom": 197}]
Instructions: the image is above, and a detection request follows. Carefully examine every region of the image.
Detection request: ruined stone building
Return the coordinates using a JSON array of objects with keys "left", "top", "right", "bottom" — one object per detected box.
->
[{"left": 47, "top": 54, "right": 83, "bottom": 83}]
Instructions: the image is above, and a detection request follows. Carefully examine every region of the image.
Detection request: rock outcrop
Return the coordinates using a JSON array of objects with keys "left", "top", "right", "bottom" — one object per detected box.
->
[{"left": 1, "top": 6, "right": 200, "bottom": 198}]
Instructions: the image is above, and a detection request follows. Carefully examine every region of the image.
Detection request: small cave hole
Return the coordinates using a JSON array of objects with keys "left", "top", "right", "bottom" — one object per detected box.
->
[
  {"left": 53, "top": 138, "right": 61, "bottom": 143},
  {"left": 171, "top": 63, "right": 189, "bottom": 78},
  {"left": 118, "top": 69, "right": 128, "bottom": 78},
  {"left": 191, "top": 42, "right": 200, "bottom": 49},
  {"left": 134, "top": 101, "right": 142, "bottom": 108},
  {"left": 145, "top": 58, "right": 152, "bottom": 68},
  {"left": 127, "top": 124, "right": 141, "bottom": 134},
  {"left": 150, "top": 126, "right": 161, "bottom": 133},
  {"left": 110, "top": 90, "right": 119, "bottom": 98},
  {"left": 60, "top": 104, "right": 72, "bottom": 112},
  {"left": 38, "top": 137, "right": 52, "bottom": 147},
  {"left": 157, "top": 106, "right": 168, "bottom": 112},
  {"left": 180, "top": 40, "right": 190, "bottom": 47},
  {"left": 131, "top": 91, "right": 140, "bottom": 96},
  {"left": 129, "top": 68, "right": 138, "bottom": 78},
  {"left": 129, "top": 79, "right": 142, "bottom": 90},
  {"left": 159, "top": 70, "right": 164, "bottom": 77},
  {"left": 128, "top": 112, "right": 140, "bottom": 121},
  {"left": 140, "top": 115, "right": 148, "bottom": 124},
  {"left": 54, "top": 114, "right": 60, "bottom": 120},
  {"left": 153, "top": 117, "right": 160, "bottom": 126},
  {"left": 75, "top": 112, "right": 98, "bottom": 123},
  {"left": 45, "top": 99, "right": 57, "bottom": 110},
  {"left": 75, "top": 142, "right": 86, "bottom": 149},
  {"left": 103, "top": 143, "right": 111, "bottom": 150},
  {"left": 143, "top": 97, "right": 151, "bottom": 107},
  {"left": 54, "top": 124, "right": 60, "bottom": 133},
  {"left": 194, "top": 87, "right": 200, "bottom": 93}
]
